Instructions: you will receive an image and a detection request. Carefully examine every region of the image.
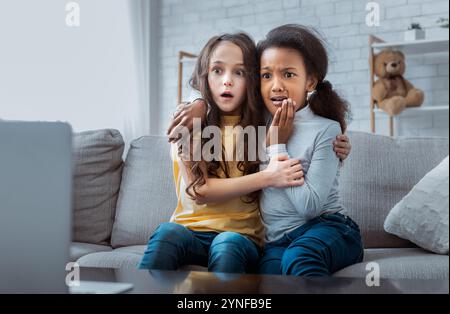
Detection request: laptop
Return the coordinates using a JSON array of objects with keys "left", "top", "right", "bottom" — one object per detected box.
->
[
  {"left": 0, "top": 121, "right": 134, "bottom": 294},
  {"left": 0, "top": 121, "right": 73, "bottom": 293}
]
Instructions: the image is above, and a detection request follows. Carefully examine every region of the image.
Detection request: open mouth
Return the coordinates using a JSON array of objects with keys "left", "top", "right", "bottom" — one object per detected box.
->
[
  {"left": 220, "top": 92, "right": 234, "bottom": 101},
  {"left": 221, "top": 91, "right": 234, "bottom": 99},
  {"left": 270, "top": 96, "right": 288, "bottom": 107}
]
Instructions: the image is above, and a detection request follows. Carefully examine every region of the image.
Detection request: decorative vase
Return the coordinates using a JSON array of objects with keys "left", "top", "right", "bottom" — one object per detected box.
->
[{"left": 404, "top": 29, "right": 426, "bottom": 41}]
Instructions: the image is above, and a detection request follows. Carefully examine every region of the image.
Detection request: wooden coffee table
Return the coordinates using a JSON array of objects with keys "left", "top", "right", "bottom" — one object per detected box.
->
[{"left": 79, "top": 267, "right": 449, "bottom": 294}]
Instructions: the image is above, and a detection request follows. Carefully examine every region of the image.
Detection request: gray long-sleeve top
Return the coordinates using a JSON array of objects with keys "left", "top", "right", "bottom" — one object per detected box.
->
[{"left": 260, "top": 105, "right": 347, "bottom": 243}]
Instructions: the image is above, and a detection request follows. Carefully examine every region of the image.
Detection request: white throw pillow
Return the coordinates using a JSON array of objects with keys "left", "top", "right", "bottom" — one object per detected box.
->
[{"left": 384, "top": 156, "right": 449, "bottom": 255}]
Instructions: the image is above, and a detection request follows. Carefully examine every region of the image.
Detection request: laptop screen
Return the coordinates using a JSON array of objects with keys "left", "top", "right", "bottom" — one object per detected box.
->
[{"left": 0, "top": 121, "right": 73, "bottom": 293}]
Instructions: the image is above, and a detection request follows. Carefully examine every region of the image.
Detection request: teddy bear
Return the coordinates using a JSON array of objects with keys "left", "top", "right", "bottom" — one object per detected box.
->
[{"left": 372, "top": 49, "right": 424, "bottom": 116}]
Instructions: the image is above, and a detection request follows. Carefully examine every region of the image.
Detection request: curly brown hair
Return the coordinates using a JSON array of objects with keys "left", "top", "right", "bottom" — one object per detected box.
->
[{"left": 186, "top": 32, "right": 265, "bottom": 203}]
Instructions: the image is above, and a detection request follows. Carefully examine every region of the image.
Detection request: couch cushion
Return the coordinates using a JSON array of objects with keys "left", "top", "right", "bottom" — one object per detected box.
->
[
  {"left": 333, "top": 248, "right": 449, "bottom": 280},
  {"left": 115, "top": 246, "right": 207, "bottom": 272},
  {"left": 70, "top": 242, "right": 112, "bottom": 262},
  {"left": 77, "top": 251, "right": 142, "bottom": 269},
  {"left": 111, "top": 136, "right": 177, "bottom": 248},
  {"left": 73, "top": 129, "right": 124, "bottom": 245},
  {"left": 76, "top": 245, "right": 150, "bottom": 269},
  {"left": 384, "top": 156, "right": 449, "bottom": 254},
  {"left": 76, "top": 245, "right": 207, "bottom": 272},
  {"left": 341, "top": 132, "right": 449, "bottom": 248}
]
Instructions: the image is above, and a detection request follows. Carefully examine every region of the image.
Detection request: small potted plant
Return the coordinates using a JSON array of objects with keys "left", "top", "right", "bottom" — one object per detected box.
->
[
  {"left": 435, "top": 18, "right": 449, "bottom": 39},
  {"left": 437, "top": 18, "right": 449, "bottom": 28},
  {"left": 405, "top": 23, "right": 425, "bottom": 41}
]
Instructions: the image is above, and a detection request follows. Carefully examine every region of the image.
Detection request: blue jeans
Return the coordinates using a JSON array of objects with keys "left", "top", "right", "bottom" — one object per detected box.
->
[
  {"left": 259, "top": 213, "right": 364, "bottom": 277},
  {"left": 138, "top": 222, "right": 260, "bottom": 274}
]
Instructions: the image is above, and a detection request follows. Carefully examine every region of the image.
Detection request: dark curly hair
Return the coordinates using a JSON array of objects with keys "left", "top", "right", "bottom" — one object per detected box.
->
[{"left": 257, "top": 24, "right": 351, "bottom": 132}]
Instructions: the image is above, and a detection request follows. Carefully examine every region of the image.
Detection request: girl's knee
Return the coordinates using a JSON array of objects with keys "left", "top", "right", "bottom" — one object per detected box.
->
[
  {"left": 211, "top": 232, "right": 250, "bottom": 246},
  {"left": 210, "top": 232, "right": 259, "bottom": 262},
  {"left": 281, "top": 244, "right": 328, "bottom": 276},
  {"left": 140, "top": 223, "right": 191, "bottom": 270},
  {"left": 151, "top": 222, "right": 189, "bottom": 242}
]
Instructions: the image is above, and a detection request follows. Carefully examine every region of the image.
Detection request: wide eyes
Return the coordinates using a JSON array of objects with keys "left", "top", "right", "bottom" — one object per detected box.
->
[
  {"left": 260, "top": 72, "right": 296, "bottom": 79},
  {"left": 285, "top": 72, "right": 295, "bottom": 78},
  {"left": 211, "top": 67, "right": 245, "bottom": 76},
  {"left": 212, "top": 68, "right": 223, "bottom": 75}
]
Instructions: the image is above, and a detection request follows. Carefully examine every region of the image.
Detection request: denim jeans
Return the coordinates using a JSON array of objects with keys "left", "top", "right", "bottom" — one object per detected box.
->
[
  {"left": 259, "top": 213, "right": 364, "bottom": 277},
  {"left": 138, "top": 222, "right": 260, "bottom": 274}
]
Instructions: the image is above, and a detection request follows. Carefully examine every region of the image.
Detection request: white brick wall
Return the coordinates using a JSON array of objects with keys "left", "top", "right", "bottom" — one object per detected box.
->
[{"left": 156, "top": 0, "right": 449, "bottom": 137}]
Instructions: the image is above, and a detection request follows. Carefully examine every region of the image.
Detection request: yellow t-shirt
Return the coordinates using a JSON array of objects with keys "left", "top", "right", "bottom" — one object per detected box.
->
[{"left": 170, "top": 116, "right": 264, "bottom": 246}]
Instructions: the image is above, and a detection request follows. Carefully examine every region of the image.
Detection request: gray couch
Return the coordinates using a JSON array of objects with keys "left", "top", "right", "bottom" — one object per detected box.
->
[{"left": 71, "top": 130, "right": 449, "bottom": 280}]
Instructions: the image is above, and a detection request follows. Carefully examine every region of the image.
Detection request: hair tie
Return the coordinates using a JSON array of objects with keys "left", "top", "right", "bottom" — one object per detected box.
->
[{"left": 317, "top": 80, "right": 332, "bottom": 91}]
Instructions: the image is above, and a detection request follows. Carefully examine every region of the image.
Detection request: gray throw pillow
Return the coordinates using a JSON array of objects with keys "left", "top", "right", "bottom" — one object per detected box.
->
[
  {"left": 72, "top": 129, "right": 124, "bottom": 245},
  {"left": 384, "top": 156, "right": 449, "bottom": 254}
]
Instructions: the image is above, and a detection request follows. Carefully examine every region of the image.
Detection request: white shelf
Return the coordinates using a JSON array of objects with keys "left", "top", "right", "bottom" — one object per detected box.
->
[
  {"left": 374, "top": 105, "right": 449, "bottom": 116},
  {"left": 372, "top": 38, "right": 449, "bottom": 55}
]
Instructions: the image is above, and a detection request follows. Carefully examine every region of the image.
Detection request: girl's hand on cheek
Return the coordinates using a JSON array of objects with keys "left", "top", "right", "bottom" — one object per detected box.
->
[
  {"left": 267, "top": 99, "right": 295, "bottom": 146},
  {"left": 263, "top": 154, "right": 304, "bottom": 188}
]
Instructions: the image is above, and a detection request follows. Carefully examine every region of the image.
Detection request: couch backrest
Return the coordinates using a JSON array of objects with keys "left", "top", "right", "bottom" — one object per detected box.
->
[
  {"left": 73, "top": 129, "right": 124, "bottom": 245},
  {"left": 109, "top": 132, "right": 449, "bottom": 249},
  {"left": 341, "top": 131, "right": 449, "bottom": 248},
  {"left": 111, "top": 136, "right": 177, "bottom": 248}
]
